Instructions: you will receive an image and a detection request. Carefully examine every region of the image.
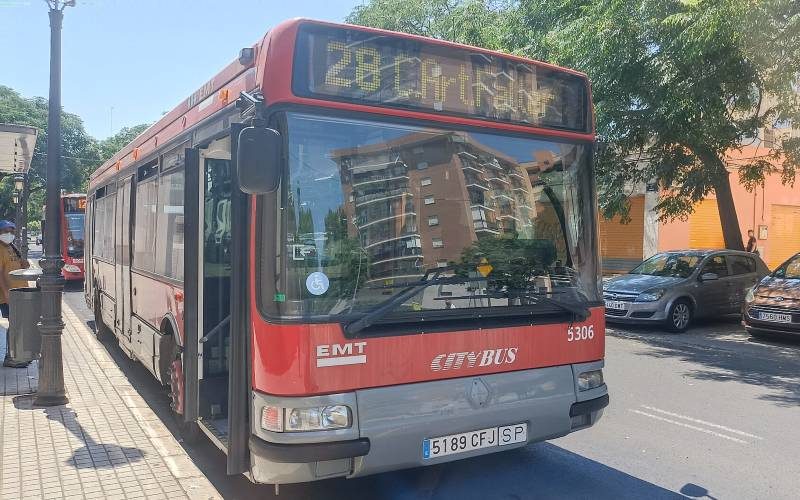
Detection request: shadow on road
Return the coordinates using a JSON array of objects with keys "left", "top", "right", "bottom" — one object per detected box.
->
[{"left": 610, "top": 318, "right": 800, "bottom": 407}]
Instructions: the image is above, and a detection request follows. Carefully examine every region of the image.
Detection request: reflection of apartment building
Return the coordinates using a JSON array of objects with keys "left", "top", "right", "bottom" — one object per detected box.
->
[{"left": 330, "top": 132, "right": 541, "bottom": 283}]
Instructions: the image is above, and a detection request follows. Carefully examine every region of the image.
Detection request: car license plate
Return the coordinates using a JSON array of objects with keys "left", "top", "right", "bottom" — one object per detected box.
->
[
  {"left": 605, "top": 300, "right": 627, "bottom": 310},
  {"left": 759, "top": 311, "right": 792, "bottom": 323},
  {"left": 422, "top": 423, "right": 527, "bottom": 460}
]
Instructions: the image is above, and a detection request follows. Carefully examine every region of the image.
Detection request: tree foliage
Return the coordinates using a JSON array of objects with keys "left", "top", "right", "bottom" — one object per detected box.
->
[
  {"left": 98, "top": 124, "right": 149, "bottom": 162},
  {"left": 346, "top": 0, "right": 511, "bottom": 50},
  {"left": 0, "top": 85, "right": 149, "bottom": 224},
  {"left": 348, "top": 0, "right": 800, "bottom": 249}
]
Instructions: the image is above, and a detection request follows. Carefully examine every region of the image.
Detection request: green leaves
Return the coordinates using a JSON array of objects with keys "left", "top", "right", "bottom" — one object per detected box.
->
[{"left": 0, "top": 85, "right": 150, "bottom": 224}]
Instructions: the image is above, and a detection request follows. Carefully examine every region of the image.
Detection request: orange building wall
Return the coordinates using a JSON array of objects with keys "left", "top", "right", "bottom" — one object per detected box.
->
[{"left": 658, "top": 145, "right": 800, "bottom": 267}]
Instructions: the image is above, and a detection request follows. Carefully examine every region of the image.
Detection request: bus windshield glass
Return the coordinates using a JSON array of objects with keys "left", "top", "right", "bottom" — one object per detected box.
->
[
  {"left": 65, "top": 212, "right": 85, "bottom": 258},
  {"left": 260, "top": 113, "right": 599, "bottom": 322}
]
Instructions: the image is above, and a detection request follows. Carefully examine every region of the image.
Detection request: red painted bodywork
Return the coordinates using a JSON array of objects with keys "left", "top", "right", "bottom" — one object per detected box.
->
[
  {"left": 249, "top": 305, "right": 605, "bottom": 397},
  {"left": 131, "top": 271, "right": 185, "bottom": 343},
  {"left": 87, "top": 19, "right": 601, "bottom": 399}
]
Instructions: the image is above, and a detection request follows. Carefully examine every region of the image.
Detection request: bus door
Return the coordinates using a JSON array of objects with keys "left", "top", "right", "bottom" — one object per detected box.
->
[
  {"left": 85, "top": 194, "right": 94, "bottom": 307},
  {"left": 114, "top": 175, "right": 134, "bottom": 346},
  {"left": 186, "top": 137, "right": 234, "bottom": 446}
]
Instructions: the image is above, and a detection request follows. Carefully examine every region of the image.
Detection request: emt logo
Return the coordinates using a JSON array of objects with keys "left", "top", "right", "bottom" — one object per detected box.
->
[{"left": 316, "top": 342, "right": 367, "bottom": 368}]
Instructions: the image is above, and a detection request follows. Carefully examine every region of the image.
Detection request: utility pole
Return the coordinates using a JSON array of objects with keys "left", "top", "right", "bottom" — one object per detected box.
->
[
  {"left": 35, "top": 0, "right": 75, "bottom": 407},
  {"left": 12, "top": 173, "right": 27, "bottom": 260}
]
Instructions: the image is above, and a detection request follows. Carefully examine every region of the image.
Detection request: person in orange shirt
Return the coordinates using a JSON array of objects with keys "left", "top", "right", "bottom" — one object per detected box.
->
[{"left": 1, "top": 220, "right": 31, "bottom": 367}]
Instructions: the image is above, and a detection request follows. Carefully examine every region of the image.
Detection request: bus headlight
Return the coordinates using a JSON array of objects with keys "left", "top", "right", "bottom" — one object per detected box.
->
[
  {"left": 63, "top": 264, "right": 81, "bottom": 273},
  {"left": 577, "top": 370, "right": 604, "bottom": 391},
  {"left": 261, "top": 405, "right": 351, "bottom": 432}
]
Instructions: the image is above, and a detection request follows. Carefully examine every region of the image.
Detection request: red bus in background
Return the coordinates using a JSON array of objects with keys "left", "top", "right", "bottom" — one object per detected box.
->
[
  {"left": 86, "top": 19, "right": 607, "bottom": 487},
  {"left": 43, "top": 193, "right": 86, "bottom": 280}
]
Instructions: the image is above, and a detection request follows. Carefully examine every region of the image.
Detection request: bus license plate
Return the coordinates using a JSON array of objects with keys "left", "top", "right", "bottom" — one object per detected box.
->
[
  {"left": 605, "top": 300, "right": 627, "bottom": 310},
  {"left": 422, "top": 423, "right": 527, "bottom": 460},
  {"left": 759, "top": 312, "right": 792, "bottom": 323}
]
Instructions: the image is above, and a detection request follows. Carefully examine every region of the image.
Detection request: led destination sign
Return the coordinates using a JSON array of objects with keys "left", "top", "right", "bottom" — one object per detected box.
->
[{"left": 293, "top": 24, "right": 589, "bottom": 132}]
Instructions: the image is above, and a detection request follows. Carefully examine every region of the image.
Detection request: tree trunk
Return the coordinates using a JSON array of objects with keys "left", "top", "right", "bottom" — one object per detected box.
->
[{"left": 700, "top": 151, "right": 745, "bottom": 251}]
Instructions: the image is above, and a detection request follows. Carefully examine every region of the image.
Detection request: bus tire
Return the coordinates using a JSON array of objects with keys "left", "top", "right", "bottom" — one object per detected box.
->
[
  {"left": 168, "top": 352, "right": 200, "bottom": 443},
  {"left": 93, "top": 294, "right": 111, "bottom": 342},
  {"left": 666, "top": 299, "right": 693, "bottom": 333}
]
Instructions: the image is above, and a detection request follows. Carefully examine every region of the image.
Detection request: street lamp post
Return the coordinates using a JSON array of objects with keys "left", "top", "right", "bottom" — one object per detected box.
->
[
  {"left": 35, "top": 0, "right": 74, "bottom": 407},
  {"left": 13, "top": 173, "right": 27, "bottom": 259}
]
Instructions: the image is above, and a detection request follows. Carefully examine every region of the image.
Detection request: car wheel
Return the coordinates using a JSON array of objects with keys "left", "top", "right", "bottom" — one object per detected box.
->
[{"left": 666, "top": 299, "right": 693, "bottom": 332}]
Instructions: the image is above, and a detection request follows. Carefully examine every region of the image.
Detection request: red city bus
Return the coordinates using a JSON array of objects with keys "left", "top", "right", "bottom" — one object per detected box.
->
[
  {"left": 86, "top": 19, "right": 607, "bottom": 486},
  {"left": 43, "top": 193, "right": 86, "bottom": 280}
]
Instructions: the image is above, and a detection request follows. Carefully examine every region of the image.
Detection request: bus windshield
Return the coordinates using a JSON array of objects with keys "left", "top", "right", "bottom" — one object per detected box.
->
[
  {"left": 65, "top": 212, "right": 85, "bottom": 258},
  {"left": 260, "top": 113, "right": 599, "bottom": 322}
]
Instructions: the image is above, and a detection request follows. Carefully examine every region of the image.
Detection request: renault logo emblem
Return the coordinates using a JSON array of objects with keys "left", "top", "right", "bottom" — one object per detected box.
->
[{"left": 468, "top": 378, "right": 491, "bottom": 408}]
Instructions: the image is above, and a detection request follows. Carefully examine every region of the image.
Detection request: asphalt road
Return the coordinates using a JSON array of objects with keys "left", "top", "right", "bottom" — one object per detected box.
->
[{"left": 60, "top": 287, "right": 800, "bottom": 500}]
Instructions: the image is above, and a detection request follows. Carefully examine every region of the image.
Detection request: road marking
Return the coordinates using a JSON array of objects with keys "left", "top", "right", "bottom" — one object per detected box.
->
[
  {"left": 629, "top": 410, "right": 749, "bottom": 444},
  {"left": 640, "top": 405, "right": 763, "bottom": 440}
]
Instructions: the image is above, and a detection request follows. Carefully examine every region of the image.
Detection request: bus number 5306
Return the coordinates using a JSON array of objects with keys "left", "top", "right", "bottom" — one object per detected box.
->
[{"left": 567, "top": 325, "right": 594, "bottom": 342}]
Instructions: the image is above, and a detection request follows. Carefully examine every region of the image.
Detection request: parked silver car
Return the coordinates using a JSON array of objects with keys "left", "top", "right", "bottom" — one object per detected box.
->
[{"left": 603, "top": 250, "right": 770, "bottom": 332}]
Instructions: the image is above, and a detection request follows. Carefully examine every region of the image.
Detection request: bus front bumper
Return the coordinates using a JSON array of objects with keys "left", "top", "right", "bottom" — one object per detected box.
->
[{"left": 248, "top": 361, "right": 608, "bottom": 485}]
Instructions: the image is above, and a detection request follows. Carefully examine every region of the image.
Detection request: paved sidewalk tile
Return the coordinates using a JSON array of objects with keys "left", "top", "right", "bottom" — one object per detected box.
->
[{"left": 0, "top": 302, "right": 221, "bottom": 500}]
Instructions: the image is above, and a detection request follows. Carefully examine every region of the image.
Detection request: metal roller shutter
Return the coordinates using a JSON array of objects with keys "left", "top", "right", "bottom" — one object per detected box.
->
[
  {"left": 768, "top": 205, "right": 800, "bottom": 269},
  {"left": 599, "top": 195, "right": 644, "bottom": 273},
  {"left": 689, "top": 199, "right": 725, "bottom": 249}
]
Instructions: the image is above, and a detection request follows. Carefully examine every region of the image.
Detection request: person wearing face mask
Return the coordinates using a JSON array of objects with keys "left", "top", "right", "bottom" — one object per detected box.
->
[
  {"left": 0, "top": 220, "right": 30, "bottom": 320},
  {"left": 0, "top": 220, "right": 30, "bottom": 367}
]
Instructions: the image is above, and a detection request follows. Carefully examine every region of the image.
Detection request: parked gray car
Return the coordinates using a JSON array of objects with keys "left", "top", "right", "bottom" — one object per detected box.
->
[{"left": 603, "top": 250, "right": 770, "bottom": 332}]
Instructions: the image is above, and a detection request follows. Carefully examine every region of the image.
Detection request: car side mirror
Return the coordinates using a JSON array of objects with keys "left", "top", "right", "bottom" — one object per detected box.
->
[
  {"left": 236, "top": 126, "right": 282, "bottom": 194},
  {"left": 700, "top": 272, "right": 719, "bottom": 282}
]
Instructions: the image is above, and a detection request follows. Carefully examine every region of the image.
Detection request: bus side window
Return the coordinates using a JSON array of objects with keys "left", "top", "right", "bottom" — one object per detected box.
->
[
  {"left": 133, "top": 177, "right": 158, "bottom": 272},
  {"left": 155, "top": 168, "right": 185, "bottom": 281}
]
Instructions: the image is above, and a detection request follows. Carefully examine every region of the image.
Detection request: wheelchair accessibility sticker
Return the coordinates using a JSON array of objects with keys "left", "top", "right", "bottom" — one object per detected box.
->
[{"left": 306, "top": 272, "right": 330, "bottom": 296}]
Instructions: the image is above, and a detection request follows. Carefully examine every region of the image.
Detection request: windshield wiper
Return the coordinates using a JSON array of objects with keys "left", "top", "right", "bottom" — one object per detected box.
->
[
  {"left": 345, "top": 269, "right": 592, "bottom": 335},
  {"left": 344, "top": 266, "right": 473, "bottom": 335}
]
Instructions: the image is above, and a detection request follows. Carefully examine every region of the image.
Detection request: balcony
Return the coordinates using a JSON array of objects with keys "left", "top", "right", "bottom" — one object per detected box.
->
[
  {"left": 352, "top": 172, "right": 409, "bottom": 188},
  {"left": 356, "top": 212, "right": 417, "bottom": 229},
  {"left": 354, "top": 188, "right": 412, "bottom": 207}
]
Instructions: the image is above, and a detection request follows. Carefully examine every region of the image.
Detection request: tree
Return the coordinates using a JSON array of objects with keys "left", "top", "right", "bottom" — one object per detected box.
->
[
  {"left": 0, "top": 85, "right": 151, "bottom": 224},
  {"left": 348, "top": 0, "right": 800, "bottom": 250},
  {"left": 0, "top": 85, "right": 100, "bottom": 222},
  {"left": 346, "top": 0, "right": 509, "bottom": 49},
  {"left": 98, "top": 124, "right": 149, "bottom": 162}
]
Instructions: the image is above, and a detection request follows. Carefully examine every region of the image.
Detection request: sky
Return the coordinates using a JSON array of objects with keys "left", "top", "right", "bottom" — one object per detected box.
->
[{"left": 0, "top": 0, "right": 364, "bottom": 139}]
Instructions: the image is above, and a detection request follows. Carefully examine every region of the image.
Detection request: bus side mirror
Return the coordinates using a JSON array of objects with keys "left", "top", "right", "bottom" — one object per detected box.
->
[{"left": 236, "top": 126, "right": 282, "bottom": 194}]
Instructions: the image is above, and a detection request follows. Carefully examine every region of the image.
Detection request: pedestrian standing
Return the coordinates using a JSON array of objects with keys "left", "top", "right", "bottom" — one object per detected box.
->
[
  {"left": 745, "top": 229, "right": 758, "bottom": 253},
  {"left": 0, "top": 220, "right": 30, "bottom": 366}
]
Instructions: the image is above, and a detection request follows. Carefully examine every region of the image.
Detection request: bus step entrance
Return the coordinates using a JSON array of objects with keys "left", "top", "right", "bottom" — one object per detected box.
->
[{"left": 198, "top": 417, "right": 229, "bottom": 451}]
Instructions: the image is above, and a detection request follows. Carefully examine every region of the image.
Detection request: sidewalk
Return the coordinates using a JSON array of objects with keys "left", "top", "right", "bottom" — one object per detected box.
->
[{"left": 0, "top": 299, "right": 222, "bottom": 500}]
